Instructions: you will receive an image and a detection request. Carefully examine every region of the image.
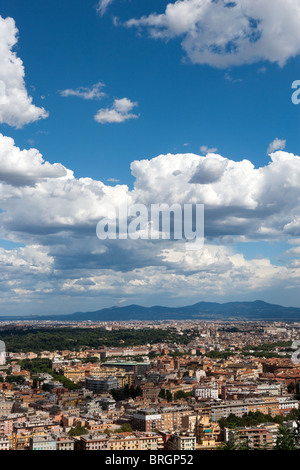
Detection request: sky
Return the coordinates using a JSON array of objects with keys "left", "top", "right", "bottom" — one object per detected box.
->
[{"left": 0, "top": 0, "right": 300, "bottom": 315}]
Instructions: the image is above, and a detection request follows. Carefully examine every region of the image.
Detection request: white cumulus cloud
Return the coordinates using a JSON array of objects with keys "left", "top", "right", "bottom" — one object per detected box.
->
[
  {"left": 94, "top": 97, "right": 139, "bottom": 123},
  {"left": 0, "top": 134, "right": 67, "bottom": 187},
  {"left": 125, "top": 0, "right": 300, "bottom": 68},
  {"left": 0, "top": 16, "right": 48, "bottom": 128}
]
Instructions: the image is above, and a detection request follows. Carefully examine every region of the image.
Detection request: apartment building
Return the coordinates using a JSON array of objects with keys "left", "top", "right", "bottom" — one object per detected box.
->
[
  {"left": 195, "top": 415, "right": 221, "bottom": 449},
  {"left": 132, "top": 407, "right": 193, "bottom": 432},
  {"left": 79, "top": 434, "right": 110, "bottom": 450},
  {"left": 0, "top": 435, "right": 10, "bottom": 451},
  {"left": 193, "top": 386, "right": 218, "bottom": 400},
  {"left": 85, "top": 376, "right": 119, "bottom": 393},
  {"left": 0, "top": 414, "right": 26, "bottom": 435},
  {"left": 29, "top": 436, "right": 57, "bottom": 451},
  {"left": 142, "top": 384, "right": 161, "bottom": 401},
  {"left": 13, "top": 419, "right": 60, "bottom": 435},
  {"left": 79, "top": 432, "right": 163, "bottom": 451},
  {"left": 211, "top": 398, "right": 281, "bottom": 421},
  {"left": 102, "top": 361, "right": 150, "bottom": 376},
  {"left": 109, "top": 433, "right": 163, "bottom": 451},
  {"left": 167, "top": 432, "right": 196, "bottom": 450},
  {"left": 56, "top": 437, "right": 75, "bottom": 451},
  {"left": 100, "top": 346, "right": 149, "bottom": 359},
  {"left": 0, "top": 400, "right": 13, "bottom": 417},
  {"left": 221, "top": 382, "right": 283, "bottom": 400},
  {"left": 277, "top": 397, "right": 299, "bottom": 415},
  {"left": 29, "top": 435, "right": 75, "bottom": 451},
  {"left": 224, "top": 423, "right": 280, "bottom": 449}
]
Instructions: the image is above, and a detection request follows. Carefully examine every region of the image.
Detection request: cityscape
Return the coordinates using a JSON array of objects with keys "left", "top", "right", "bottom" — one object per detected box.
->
[{"left": 0, "top": 318, "right": 300, "bottom": 451}]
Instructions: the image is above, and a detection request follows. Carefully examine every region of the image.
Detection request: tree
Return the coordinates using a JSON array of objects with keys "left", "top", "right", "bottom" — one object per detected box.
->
[
  {"left": 42, "top": 382, "right": 52, "bottom": 392},
  {"left": 220, "top": 440, "right": 237, "bottom": 450},
  {"left": 82, "top": 357, "right": 99, "bottom": 364},
  {"left": 218, "top": 411, "right": 285, "bottom": 430},
  {"left": 275, "top": 425, "right": 297, "bottom": 450},
  {"left": 68, "top": 425, "right": 88, "bottom": 437},
  {"left": 174, "top": 390, "right": 192, "bottom": 400},
  {"left": 220, "top": 432, "right": 238, "bottom": 450},
  {"left": 159, "top": 388, "right": 166, "bottom": 399},
  {"left": 32, "top": 378, "right": 38, "bottom": 388},
  {"left": 6, "top": 375, "right": 26, "bottom": 385},
  {"left": 110, "top": 389, "right": 118, "bottom": 401},
  {"left": 237, "top": 439, "right": 250, "bottom": 450},
  {"left": 123, "top": 384, "right": 130, "bottom": 398},
  {"left": 116, "top": 424, "right": 133, "bottom": 433},
  {"left": 129, "top": 385, "right": 136, "bottom": 399}
]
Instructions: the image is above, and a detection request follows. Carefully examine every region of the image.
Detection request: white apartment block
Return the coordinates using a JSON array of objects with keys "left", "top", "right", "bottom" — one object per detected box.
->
[{"left": 193, "top": 386, "right": 218, "bottom": 400}]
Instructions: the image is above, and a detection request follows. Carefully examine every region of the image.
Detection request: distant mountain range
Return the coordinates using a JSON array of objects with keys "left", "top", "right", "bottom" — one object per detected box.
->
[{"left": 1, "top": 300, "right": 300, "bottom": 322}]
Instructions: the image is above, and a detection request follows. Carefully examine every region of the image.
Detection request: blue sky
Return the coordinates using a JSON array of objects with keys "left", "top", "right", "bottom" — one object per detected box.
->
[
  {"left": 1, "top": 0, "right": 299, "bottom": 180},
  {"left": 0, "top": 0, "right": 300, "bottom": 315}
]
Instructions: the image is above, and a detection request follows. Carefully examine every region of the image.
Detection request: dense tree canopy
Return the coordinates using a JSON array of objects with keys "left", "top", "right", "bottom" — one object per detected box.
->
[{"left": 0, "top": 327, "right": 193, "bottom": 353}]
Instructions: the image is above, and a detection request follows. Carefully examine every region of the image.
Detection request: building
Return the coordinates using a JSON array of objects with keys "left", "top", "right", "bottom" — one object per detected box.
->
[
  {"left": 79, "top": 434, "right": 110, "bottom": 451},
  {"left": 142, "top": 384, "right": 161, "bottom": 401},
  {"left": 29, "top": 436, "right": 57, "bottom": 451},
  {"left": 195, "top": 416, "right": 221, "bottom": 449},
  {"left": 13, "top": 419, "right": 60, "bottom": 435},
  {"left": 211, "top": 398, "right": 281, "bottom": 421},
  {"left": 29, "top": 435, "right": 75, "bottom": 451},
  {"left": 193, "top": 386, "right": 218, "bottom": 400},
  {"left": 102, "top": 361, "right": 150, "bottom": 376},
  {"left": 85, "top": 376, "right": 119, "bottom": 393},
  {"left": 79, "top": 399, "right": 102, "bottom": 415},
  {"left": 132, "top": 409, "right": 162, "bottom": 432},
  {"left": 0, "top": 436, "right": 10, "bottom": 451},
  {"left": 100, "top": 347, "right": 149, "bottom": 359},
  {"left": 79, "top": 432, "right": 163, "bottom": 451},
  {"left": 0, "top": 400, "right": 13, "bottom": 417},
  {"left": 109, "top": 433, "right": 163, "bottom": 451},
  {"left": 277, "top": 397, "right": 299, "bottom": 416},
  {"left": 99, "top": 397, "right": 116, "bottom": 411},
  {"left": 132, "top": 407, "right": 193, "bottom": 432},
  {"left": 167, "top": 432, "right": 196, "bottom": 450},
  {"left": 0, "top": 414, "right": 26, "bottom": 435},
  {"left": 181, "top": 413, "right": 198, "bottom": 433},
  {"left": 56, "top": 437, "right": 75, "bottom": 451},
  {"left": 224, "top": 423, "right": 280, "bottom": 449}
]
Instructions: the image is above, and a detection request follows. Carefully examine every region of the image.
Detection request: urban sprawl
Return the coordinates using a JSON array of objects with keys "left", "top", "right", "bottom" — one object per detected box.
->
[{"left": 0, "top": 319, "right": 300, "bottom": 450}]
